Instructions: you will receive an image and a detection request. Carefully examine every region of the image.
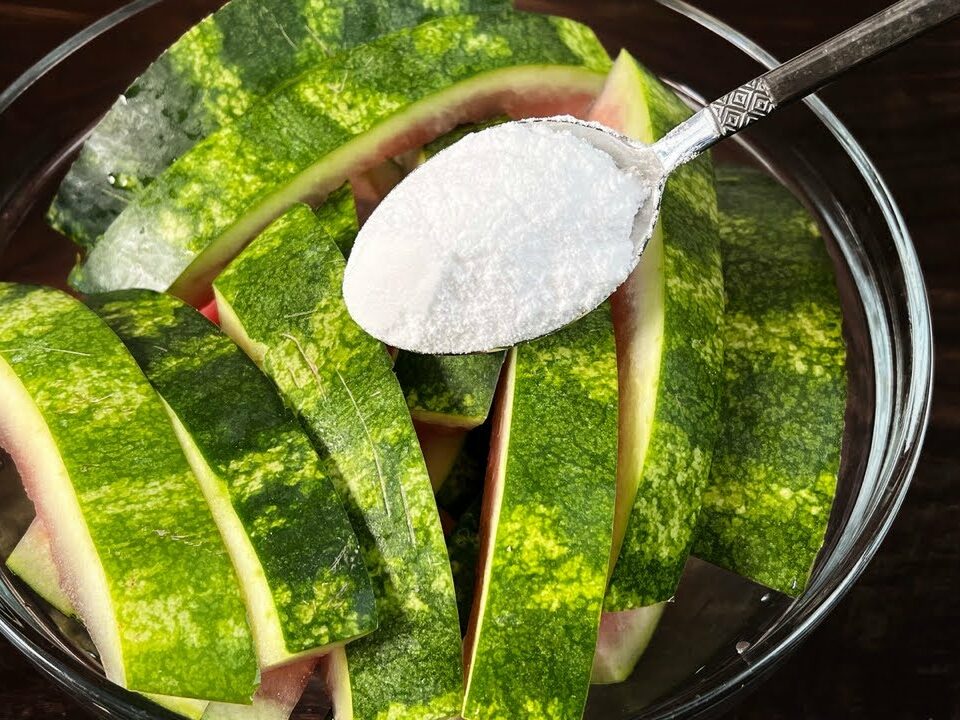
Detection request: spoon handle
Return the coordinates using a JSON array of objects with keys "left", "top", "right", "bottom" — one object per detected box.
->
[{"left": 654, "top": 0, "right": 960, "bottom": 172}]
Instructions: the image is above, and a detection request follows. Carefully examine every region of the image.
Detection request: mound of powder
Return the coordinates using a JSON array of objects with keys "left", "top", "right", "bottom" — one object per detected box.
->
[{"left": 343, "top": 120, "right": 656, "bottom": 353}]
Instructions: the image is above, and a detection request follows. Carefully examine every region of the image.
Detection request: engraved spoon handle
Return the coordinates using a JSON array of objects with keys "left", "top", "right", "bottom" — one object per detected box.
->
[{"left": 653, "top": 0, "right": 960, "bottom": 172}]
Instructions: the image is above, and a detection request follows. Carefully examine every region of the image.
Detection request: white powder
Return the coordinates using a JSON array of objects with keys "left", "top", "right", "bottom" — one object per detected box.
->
[{"left": 343, "top": 120, "right": 658, "bottom": 353}]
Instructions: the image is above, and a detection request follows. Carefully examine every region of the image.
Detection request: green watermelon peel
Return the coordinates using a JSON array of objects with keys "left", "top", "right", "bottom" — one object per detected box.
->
[
  {"left": 0, "top": 283, "right": 258, "bottom": 703},
  {"left": 85, "top": 289, "right": 378, "bottom": 669},
  {"left": 6, "top": 521, "right": 213, "bottom": 719},
  {"left": 692, "top": 167, "right": 846, "bottom": 596},
  {"left": 395, "top": 352, "right": 506, "bottom": 429},
  {"left": 70, "top": 12, "right": 612, "bottom": 304},
  {"left": 48, "top": 0, "right": 510, "bottom": 248},
  {"left": 463, "top": 304, "right": 619, "bottom": 720},
  {"left": 214, "top": 202, "right": 462, "bottom": 720},
  {"left": 7, "top": 519, "right": 317, "bottom": 720}
]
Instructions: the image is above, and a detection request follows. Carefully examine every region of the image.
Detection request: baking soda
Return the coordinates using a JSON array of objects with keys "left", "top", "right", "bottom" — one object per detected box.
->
[{"left": 343, "top": 120, "right": 658, "bottom": 353}]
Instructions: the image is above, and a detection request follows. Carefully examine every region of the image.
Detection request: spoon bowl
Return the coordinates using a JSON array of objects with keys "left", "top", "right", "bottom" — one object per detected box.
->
[
  {"left": 518, "top": 116, "right": 667, "bottom": 271},
  {"left": 343, "top": 117, "right": 665, "bottom": 355}
]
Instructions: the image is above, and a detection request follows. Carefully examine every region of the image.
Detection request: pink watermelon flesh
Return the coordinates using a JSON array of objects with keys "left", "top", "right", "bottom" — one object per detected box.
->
[{"left": 199, "top": 299, "right": 220, "bottom": 325}]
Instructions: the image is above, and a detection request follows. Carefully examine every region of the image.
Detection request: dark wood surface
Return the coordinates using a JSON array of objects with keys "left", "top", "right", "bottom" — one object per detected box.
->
[{"left": 0, "top": 1, "right": 957, "bottom": 718}]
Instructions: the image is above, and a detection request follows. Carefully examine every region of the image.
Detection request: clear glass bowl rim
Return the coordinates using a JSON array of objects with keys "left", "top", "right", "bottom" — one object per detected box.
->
[{"left": 0, "top": 1, "right": 934, "bottom": 718}]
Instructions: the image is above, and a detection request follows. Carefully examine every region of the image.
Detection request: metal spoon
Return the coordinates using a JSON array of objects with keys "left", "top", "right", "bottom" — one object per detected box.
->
[{"left": 346, "top": 0, "right": 959, "bottom": 354}]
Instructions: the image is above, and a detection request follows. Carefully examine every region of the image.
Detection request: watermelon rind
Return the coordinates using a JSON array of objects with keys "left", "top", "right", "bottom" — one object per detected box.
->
[
  {"left": 203, "top": 658, "right": 319, "bottom": 720},
  {"left": 590, "top": 605, "right": 666, "bottom": 685},
  {"left": 692, "top": 166, "right": 846, "bottom": 596},
  {"left": 6, "top": 521, "right": 211, "bottom": 720},
  {"left": 9, "top": 520, "right": 318, "bottom": 720},
  {"left": 70, "top": 12, "right": 612, "bottom": 303},
  {"left": 47, "top": 0, "right": 509, "bottom": 248},
  {"left": 85, "top": 289, "right": 377, "bottom": 668},
  {"left": 584, "top": 51, "right": 723, "bottom": 683},
  {"left": 448, "top": 497, "right": 483, "bottom": 636},
  {"left": 463, "top": 304, "right": 619, "bottom": 720},
  {"left": 395, "top": 352, "right": 506, "bottom": 429},
  {"left": 599, "top": 52, "right": 725, "bottom": 611},
  {"left": 6, "top": 518, "right": 74, "bottom": 618},
  {"left": 0, "top": 283, "right": 258, "bottom": 703},
  {"left": 214, "top": 202, "right": 462, "bottom": 720}
]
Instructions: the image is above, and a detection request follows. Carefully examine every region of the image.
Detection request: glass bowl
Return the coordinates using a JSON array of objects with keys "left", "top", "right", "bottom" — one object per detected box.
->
[{"left": 0, "top": 0, "right": 933, "bottom": 718}]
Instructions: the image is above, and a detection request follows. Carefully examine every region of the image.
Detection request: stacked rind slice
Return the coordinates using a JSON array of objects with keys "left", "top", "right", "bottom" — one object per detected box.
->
[
  {"left": 0, "top": 284, "right": 259, "bottom": 703},
  {"left": 214, "top": 203, "right": 463, "bottom": 720},
  {"left": 463, "top": 306, "right": 619, "bottom": 720},
  {"left": 7, "top": 521, "right": 317, "bottom": 720},
  {"left": 693, "top": 166, "right": 846, "bottom": 595},
  {"left": 69, "top": 12, "right": 612, "bottom": 302},
  {"left": 85, "top": 289, "right": 378, "bottom": 669},
  {"left": 48, "top": 0, "right": 511, "bottom": 247}
]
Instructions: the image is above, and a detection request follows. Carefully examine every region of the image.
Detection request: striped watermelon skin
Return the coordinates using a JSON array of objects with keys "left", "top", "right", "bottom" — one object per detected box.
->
[
  {"left": 70, "top": 12, "right": 612, "bottom": 302},
  {"left": 463, "top": 305, "right": 618, "bottom": 720},
  {"left": 693, "top": 167, "right": 846, "bottom": 596},
  {"left": 5, "top": 520, "right": 212, "bottom": 720},
  {"left": 7, "top": 519, "right": 322, "bottom": 720},
  {"left": 394, "top": 351, "right": 506, "bottom": 428},
  {"left": 48, "top": 0, "right": 509, "bottom": 248},
  {"left": 214, "top": 201, "right": 462, "bottom": 720},
  {"left": 600, "top": 53, "right": 725, "bottom": 611},
  {"left": 86, "top": 289, "right": 378, "bottom": 666},
  {"left": 0, "top": 283, "right": 258, "bottom": 703}
]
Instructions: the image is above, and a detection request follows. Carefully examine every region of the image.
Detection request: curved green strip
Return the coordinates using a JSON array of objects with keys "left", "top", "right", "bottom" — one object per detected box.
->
[
  {"left": 47, "top": 0, "right": 509, "bottom": 247},
  {"left": 0, "top": 284, "right": 257, "bottom": 703},
  {"left": 693, "top": 167, "right": 846, "bottom": 596},
  {"left": 6, "top": 522, "right": 211, "bottom": 719},
  {"left": 85, "top": 289, "right": 377, "bottom": 665},
  {"left": 70, "top": 12, "right": 611, "bottom": 301},
  {"left": 463, "top": 306, "right": 618, "bottom": 720},
  {"left": 394, "top": 351, "right": 505, "bottom": 428},
  {"left": 214, "top": 203, "right": 462, "bottom": 720},
  {"left": 604, "top": 54, "right": 725, "bottom": 611}
]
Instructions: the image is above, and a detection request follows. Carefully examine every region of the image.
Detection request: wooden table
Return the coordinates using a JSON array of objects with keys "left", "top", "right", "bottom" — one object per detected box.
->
[{"left": 0, "top": 1, "right": 957, "bottom": 717}]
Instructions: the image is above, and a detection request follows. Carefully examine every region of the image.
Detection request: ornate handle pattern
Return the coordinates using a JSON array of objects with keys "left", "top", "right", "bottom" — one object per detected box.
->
[
  {"left": 707, "top": 78, "right": 777, "bottom": 138},
  {"left": 654, "top": 0, "right": 960, "bottom": 172}
]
